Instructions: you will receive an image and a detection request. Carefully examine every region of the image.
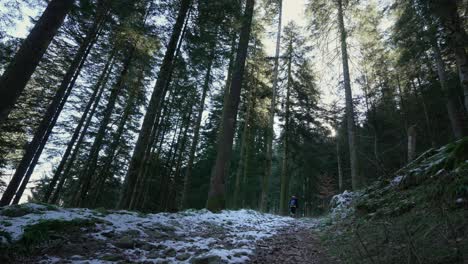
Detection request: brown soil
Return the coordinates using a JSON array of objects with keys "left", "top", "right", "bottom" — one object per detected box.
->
[{"left": 250, "top": 225, "right": 339, "bottom": 264}]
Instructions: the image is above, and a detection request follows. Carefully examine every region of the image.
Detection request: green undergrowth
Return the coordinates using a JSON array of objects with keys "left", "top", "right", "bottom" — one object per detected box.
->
[
  {"left": 320, "top": 139, "right": 468, "bottom": 264},
  {"left": 20, "top": 219, "right": 96, "bottom": 248},
  {"left": 0, "top": 203, "right": 59, "bottom": 218}
]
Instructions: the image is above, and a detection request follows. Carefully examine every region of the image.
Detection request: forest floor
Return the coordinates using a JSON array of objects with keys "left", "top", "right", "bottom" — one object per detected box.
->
[
  {"left": 251, "top": 224, "right": 338, "bottom": 264},
  {"left": 0, "top": 203, "right": 335, "bottom": 264}
]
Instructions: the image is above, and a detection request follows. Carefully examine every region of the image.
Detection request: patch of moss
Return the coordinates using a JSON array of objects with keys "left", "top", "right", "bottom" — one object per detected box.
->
[
  {"left": 93, "top": 207, "right": 110, "bottom": 217},
  {"left": 444, "top": 138, "right": 468, "bottom": 171},
  {"left": 100, "top": 254, "right": 123, "bottom": 261},
  {"left": 321, "top": 208, "right": 467, "bottom": 264},
  {"left": 0, "top": 221, "right": 12, "bottom": 227},
  {"left": 0, "top": 205, "right": 36, "bottom": 217},
  {"left": 35, "top": 202, "right": 59, "bottom": 211},
  {"left": 137, "top": 212, "right": 148, "bottom": 218},
  {"left": 324, "top": 139, "right": 468, "bottom": 263},
  {"left": 20, "top": 219, "right": 96, "bottom": 248}
]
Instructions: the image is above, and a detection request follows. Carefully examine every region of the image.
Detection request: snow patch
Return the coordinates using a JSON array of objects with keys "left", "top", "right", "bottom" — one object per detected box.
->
[
  {"left": 390, "top": 175, "right": 404, "bottom": 186},
  {"left": 0, "top": 204, "right": 294, "bottom": 263},
  {"left": 329, "top": 190, "right": 361, "bottom": 220}
]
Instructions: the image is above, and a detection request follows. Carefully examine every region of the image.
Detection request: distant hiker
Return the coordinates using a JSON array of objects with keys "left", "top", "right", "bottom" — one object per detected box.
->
[{"left": 289, "top": 195, "right": 298, "bottom": 217}]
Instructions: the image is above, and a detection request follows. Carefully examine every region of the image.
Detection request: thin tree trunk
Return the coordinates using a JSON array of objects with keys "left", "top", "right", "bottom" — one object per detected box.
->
[
  {"left": 43, "top": 49, "right": 115, "bottom": 203},
  {"left": 0, "top": 0, "right": 74, "bottom": 123},
  {"left": 240, "top": 115, "right": 254, "bottom": 208},
  {"left": 119, "top": 0, "right": 191, "bottom": 209},
  {"left": 261, "top": 0, "right": 282, "bottom": 212},
  {"left": 171, "top": 109, "right": 193, "bottom": 211},
  {"left": 279, "top": 49, "right": 292, "bottom": 216},
  {"left": 50, "top": 55, "right": 114, "bottom": 204},
  {"left": 0, "top": 18, "right": 103, "bottom": 206},
  {"left": 414, "top": 77, "right": 435, "bottom": 147},
  {"left": 206, "top": 0, "right": 255, "bottom": 212},
  {"left": 130, "top": 90, "right": 176, "bottom": 210},
  {"left": 74, "top": 48, "right": 134, "bottom": 207},
  {"left": 158, "top": 118, "right": 182, "bottom": 211},
  {"left": 336, "top": 137, "right": 343, "bottom": 192},
  {"left": 337, "top": 0, "right": 360, "bottom": 190},
  {"left": 135, "top": 7, "right": 191, "bottom": 196},
  {"left": 90, "top": 72, "right": 143, "bottom": 208},
  {"left": 137, "top": 107, "right": 175, "bottom": 211},
  {"left": 131, "top": 68, "right": 186, "bottom": 210},
  {"left": 233, "top": 79, "right": 254, "bottom": 209},
  {"left": 181, "top": 44, "right": 216, "bottom": 209},
  {"left": 407, "top": 125, "right": 417, "bottom": 162},
  {"left": 431, "top": 39, "right": 466, "bottom": 139},
  {"left": 396, "top": 74, "right": 409, "bottom": 133}
]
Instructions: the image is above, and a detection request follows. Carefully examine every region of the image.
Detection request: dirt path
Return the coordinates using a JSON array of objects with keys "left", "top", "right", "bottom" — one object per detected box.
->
[{"left": 250, "top": 224, "right": 338, "bottom": 264}]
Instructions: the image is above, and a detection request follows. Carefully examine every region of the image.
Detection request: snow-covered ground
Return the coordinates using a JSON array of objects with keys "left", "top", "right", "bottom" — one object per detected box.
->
[
  {"left": 329, "top": 190, "right": 362, "bottom": 220},
  {"left": 0, "top": 203, "right": 295, "bottom": 263}
]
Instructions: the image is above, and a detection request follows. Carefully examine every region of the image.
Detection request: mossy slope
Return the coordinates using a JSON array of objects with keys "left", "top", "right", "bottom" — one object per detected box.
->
[{"left": 321, "top": 138, "right": 468, "bottom": 264}]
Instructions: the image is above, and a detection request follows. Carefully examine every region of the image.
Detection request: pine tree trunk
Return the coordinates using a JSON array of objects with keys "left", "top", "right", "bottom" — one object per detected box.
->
[
  {"left": 181, "top": 46, "right": 216, "bottom": 209},
  {"left": 0, "top": 0, "right": 74, "bottom": 123},
  {"left": 43, "top": 49, "right": 115, "bottom": 203},
  {"left": 206, "top": 0, "right": 255, "bottom": 212},
  {"left": 131, "top": 71, "right": 186, "bottom": 210},
  {"left": 233, "top": 80, "right": 254, "bottom": 209},
  {"left": 171, "top": 110, "right": 193, "bottom": 211},
  {"left": 431, "top": 40, "right": 467, "bottom": 139},
  {"left": 119, "top": 0, "right": 191, "bottom": 209},
  {"left": 414, "top": 77, "right": 436, "bottom": 147},
  {"left": 336, "top": 138, "right": 343, "bottom": 192},
  {"left": 279, "top": 50, "right": 292, "bottom": 216},
  {"left": 337, "top": 0, "right": 360, "bottom": 190},
  {"left": 130, "top": 88, "right": 178, "bottom": 210},
  {"left": 74, "top": 48, "right": 134, "bottom": 207},
  {"left": 158, "top": 118, "right": 182, "bottom": 211},
  {"left": 90, "top": 72, "right": 144, "bottom": 208},
  {"left": 137, "top": 8, "right": 190, "bottom": 187},
  {"left": 261, "top": 0, "right": 282, "bottom": 212},
  {"left": 433, "top": 0, "right": 468, "bottom": 111},
  {"left": 50, "top": 55, "right": 114, "bottom": 204},
  {"left": 407, "top": 125, "right": 417, "bottom": 162},
  {"left": 240, "top": 118, "right": 254, "bottom": 208},
  {"left": 0, "top": 19, "right": 102, "bottom": 206}
]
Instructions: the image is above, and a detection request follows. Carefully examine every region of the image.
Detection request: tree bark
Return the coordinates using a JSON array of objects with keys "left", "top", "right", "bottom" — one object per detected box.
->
[
  {"left": 119, "top": 0, "right": 191, "bottom": 209},
  {"left": 431, "top": 39, "right": 467, "bottom": 139},
  {"left": 337, "top": 0, "right": 360, "bottom": 190},
  {"left": 279, "top": 49, "right": 292, "bottom": 216},
  {"left": 0, "top": 0, "right": 75, "bottom": 123},
  {"left": 336, "top": 137, "right": 343, "bottom": 192},
  {"left": 261, "top": 0, "right": 282, "bottom": 212},
  {"left": 407, "top": 125, "right": 417, "bottom": 162},
  {"left": 206, "top": 0, "right": 255, "bottom": 212}
]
